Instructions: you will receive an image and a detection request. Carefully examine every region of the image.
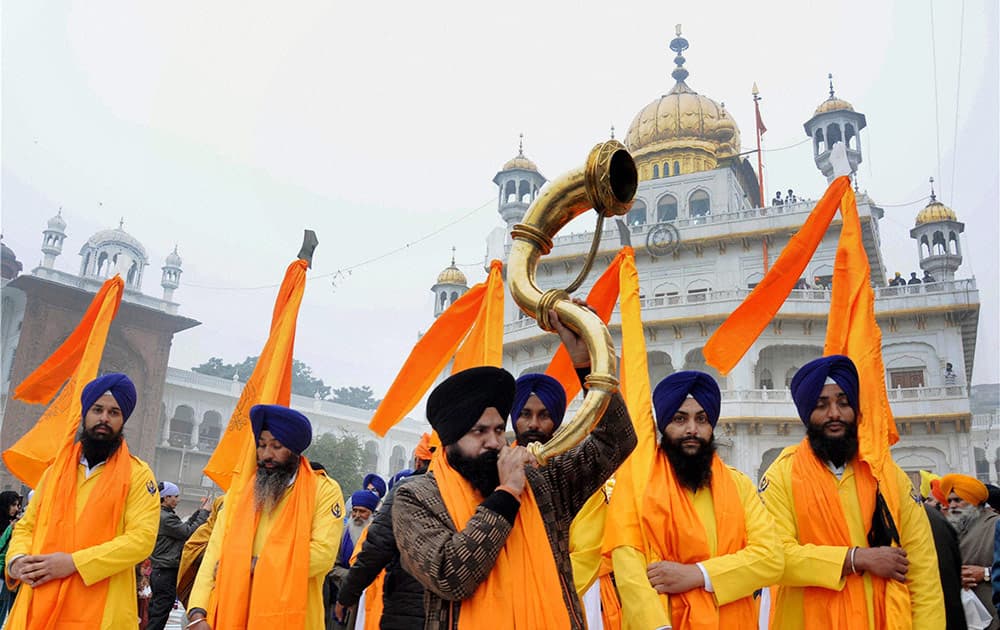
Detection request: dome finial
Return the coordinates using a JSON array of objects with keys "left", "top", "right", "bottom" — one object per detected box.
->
[
  {"left": 929, "top": 176, "right": 936, "bottom": 202},
  {"left": 610, "top": 124, "right": 615, "bottom": 139},
  {"left": 451, "top": 245, "right": 456, "bottom": 266},
  {"left": 669, "top": 24, "right": 690, "bottom": 84},
  {"left": 828, "top": 73, "right": 835, "bottom": 99},
  {"left": 119, "top": 217, "right": 124, "bottom": 230},
  {"left": 518, "top": 133, "right": 524, "bottom": 157}
]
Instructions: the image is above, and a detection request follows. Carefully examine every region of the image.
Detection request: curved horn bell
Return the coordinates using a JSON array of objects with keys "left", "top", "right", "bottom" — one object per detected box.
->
[{"left": 507, "top": 140, "right": 637, "bottom": 465}]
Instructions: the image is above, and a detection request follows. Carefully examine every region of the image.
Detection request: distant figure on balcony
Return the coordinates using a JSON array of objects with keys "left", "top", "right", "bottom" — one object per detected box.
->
[
  {"left": 889, "top": 272, "right": 905, "bottom": 287},
  {"left": 944, "top": 363, "right": 958, "bottom": 387},
  {"left": 794, "top": 278, "right": 810, "bottom": 290},
  {"left": 908, "top": 272, "right": 922, "bottom": 285},
  {"left": 786, "top": 189, "right": 798, "bottom": 204},
  {"left": 923, "top": 270, "right": 936, "bottom": 284},
  {"left": 813, "top": 276, "right": 831, "bottom": 290},
  {"left": 772, "top": 191, "right": 784, "bottom": 206},
  {"left": 147, "top": 482, "right": 210, "bottom": 630}
]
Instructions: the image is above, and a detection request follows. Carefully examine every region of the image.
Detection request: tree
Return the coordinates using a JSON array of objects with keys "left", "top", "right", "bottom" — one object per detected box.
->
[
  {"left": 305, "top": 431, "right": 365, "bottom": 492},
  {"left": 192, "top": 356, "right": 331, "bottom": 399},
  {"left": 331, "top": 386, "right": 382, "bottom": 410}
]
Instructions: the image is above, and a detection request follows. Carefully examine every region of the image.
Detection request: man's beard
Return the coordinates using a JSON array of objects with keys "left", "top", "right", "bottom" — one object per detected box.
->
[
  {"left": 659, "top": 433, "right": 716, "bottom": 491},
  {"left": 347, "top": 516, "right": 370, "bottom": 543},
  {"left": 446, "top": 447, "right": 500, "bottom": 498},
  {"left": 515, "top": 429, "right": 551, "bottom": 446},
  {"left": 254, "top": 456, "right": 299, "bottom": 512},
  {"left": 78, "top": 424, "right": 124, "bottom": 466},
  {"left": 806, "top": 421, "right": 859, "bottom": 468},
  {"left": 946, "top": 504, "right": 983, "bottom": 532}
]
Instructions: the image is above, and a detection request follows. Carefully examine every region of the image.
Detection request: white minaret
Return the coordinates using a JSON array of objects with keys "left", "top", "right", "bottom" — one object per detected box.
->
[
  {"left": 493, "top": 135, "right": 546, "bottom": 235},
  {"left": 161, "top": 245, "right": 183, "bottom": 301},
  {"left": 430, "top": 248, "right": 469, "bottom": 318},
  {"left": 41, "top": 210, "right": 67, "bottom": 268},
  {"left": 803, "top": 74, "right": 867, "bottom": 182}
]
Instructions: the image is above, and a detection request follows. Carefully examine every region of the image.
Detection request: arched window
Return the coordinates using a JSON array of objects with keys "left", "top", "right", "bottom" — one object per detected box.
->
[
  {"left": 439, "top": 292, "right": 448, "bottom": 307},
  {"left": 657, "top": 195, "right": 678, "bottom": 222},
  {"left": 826, "top": 123, "right": 843, "bottom": 146},
  {"left": 845, "top": 123, "right": 857, "bottom": 150},
  {"left": 390, "top": 445, "right": 407, "bottom": 474},
  {"left": 519, "top": 180, "right": 532, "bottom": 203},
  {"left": 948, "top": 232, "right": 959, "bottom": 255},
  {"left": 673, "top": 162, "right": 680, "bottom": 176},
  {"left": 450, "top": 291, "right": 459, "bottom": 304},
  {"left": 626, "top": 200, "right": 647, "bottom": 226},
  {"left": 932, "top": 231, "right": 947, "bottom": 256},
  {"left": 96, "top": 252, "right": 109, "bottom": 276},
  {"left": 689, "top": 190, "right": 710, "bottom": 218},
  {"left": 652, "top": 164, "right": 659, "bottom": 179},
  {"left": 126, "top": 261, "right": 138, "bottom": 286},
  {"left": 920, "top": 235, "right": 930, "bottom": 259},
  {"left": 814, "top": 129, "right": 826, "bottom": 154},
  {"left": 363, "top": 442, "right": 379, "bottom": 473},
  {"left": 759, "top": 368, "right": 774, "bottom": 390},
  {"left": 504, "top": 180, "right": 517, "bottom": 204}
]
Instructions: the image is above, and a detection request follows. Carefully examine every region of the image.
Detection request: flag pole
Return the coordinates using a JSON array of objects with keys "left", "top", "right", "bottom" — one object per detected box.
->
[{"left": 752, "top": 82, "right": 766, "bottom": 208}]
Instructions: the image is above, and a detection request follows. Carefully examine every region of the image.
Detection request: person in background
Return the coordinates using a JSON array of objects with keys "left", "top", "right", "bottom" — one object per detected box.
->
[{"left": 0, "top": 491, "right": 23, "bottom": 624}]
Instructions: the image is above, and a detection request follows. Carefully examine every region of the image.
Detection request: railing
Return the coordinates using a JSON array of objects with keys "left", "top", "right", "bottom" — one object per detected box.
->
[
  {"left": 159, "top": 430, "right": 220, "bottom": 451},
  {"left": 972, "top": 414, "right": 998, "bottom": 431}
]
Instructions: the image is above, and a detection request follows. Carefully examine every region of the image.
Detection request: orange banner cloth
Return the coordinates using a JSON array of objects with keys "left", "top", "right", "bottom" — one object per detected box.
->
[
  {"left": 640, "top": 454, "right": 756, "bottom": 630},
  {"left": 703, "top": 176, "right": 851, "bottom": 374},
  {"left": 203, "top": 259, "right": 308, "bottom": 491},
  {"left": 451, "top": 260, "right": 504, "bottom": 372},
  {"left": 3, "top": 275, "right": 124, "bottom": 486},
  {"left": 428, "top": 448, "right": 570, "bottom": 629},
  {"left": 545, "top": 249, "right": 625, "bottom": 399},
  {"left": 789, "top": 438, "right": 887, "bottom": 629},
  {"left": 208, "top": 456, "right": 317, "bottom": 629},
  {"left": 369, "top": 261, "right": 504, "bottom": 436},
  {"left": 7, "top": 439, "right": 133, "bottom": 628}
]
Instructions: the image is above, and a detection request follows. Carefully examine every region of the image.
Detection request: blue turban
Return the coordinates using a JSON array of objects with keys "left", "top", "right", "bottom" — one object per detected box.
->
[
  {"left": 790, "top": 355, "right": 860, "bottom": 424},
  {"left": 511, "top": 373, "right": 567, "bottom": 430},
  {"left": 159, "top": 481, "right": 180, "bottom": 498},
  {"left": 351, "top": 490, "right": 379, "bottom": 512},
  {"left": 81, "top": 373, "right": 137, "bottom": 422},
  {"left": 389, "top": 468, "right": 414, "bottom": 491},
  {"left": 652, "top": 371, "right": 721, "bottom": 433},
  {"left": 363, "top": 473, "right": 387, "bottom": 498},
  {"left": 249, "top": 404, "right": 312, "bottom": 455}
]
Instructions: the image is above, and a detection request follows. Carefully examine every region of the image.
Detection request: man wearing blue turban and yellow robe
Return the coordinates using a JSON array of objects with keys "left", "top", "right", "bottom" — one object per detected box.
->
[
  {"left": 5, "top": 373, "right": 161, "bottom": 629},
  {"left": 759, "top": 355, "right": 943, "bottom": 629}
]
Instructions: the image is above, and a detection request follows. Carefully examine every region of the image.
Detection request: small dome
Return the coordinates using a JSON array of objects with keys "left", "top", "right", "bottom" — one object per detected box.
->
[
  {"left": 436, "top": 264, "right": 467, "bottom": 286},
  {"left": 1, "top": 241, "right": 21, "bottom": 280},
  {"left": 814, "top": 96, "right": 855, "bottom": 116},
  {"left": 84, "top": 225, "right": 148, "bottom": 261},
  {"left": 47, "top": 211, "right": 67, "bottom": 232},
  {"left": 915, "top": 200, "right": 958, "bottom": 226},
  {"left": 165, "top": 246, "right": 182, "bottom": 267},
  {"left": 502, "top": 154, "right": 539, "bottom": 172}
]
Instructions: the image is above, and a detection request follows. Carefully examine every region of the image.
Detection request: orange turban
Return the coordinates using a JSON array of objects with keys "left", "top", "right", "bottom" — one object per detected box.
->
[
  {"left": 414, "top": 432, "right": 435, "bottom": 462},
  {"left": 940, "top": 474, "right": 988, "bottom": 505},
  {"left": 929, "top": 479, "right": 946, "bottom": 504}
]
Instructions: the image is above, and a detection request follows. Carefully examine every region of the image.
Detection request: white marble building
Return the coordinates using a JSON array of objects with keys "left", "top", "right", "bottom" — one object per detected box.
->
[{"left": 470, "top": 30, "right": 990, "bottom": 487}]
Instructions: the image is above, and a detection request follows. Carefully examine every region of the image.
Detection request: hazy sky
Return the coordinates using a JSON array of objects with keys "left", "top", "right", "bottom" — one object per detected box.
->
[{"left": 4, "top": 1, "right": 998, "bottom": 393}]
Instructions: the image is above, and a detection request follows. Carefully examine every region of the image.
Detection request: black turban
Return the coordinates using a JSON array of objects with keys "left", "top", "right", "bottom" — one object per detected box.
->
[
  {"left": 426, "top": 366, "right": 515, "bottom": 446},
  {"left": 652, "top": 371, "right": 721, "bottom": 432},
  {"left": 249, "top": 404, "right": 313, "bottom": 455},
  {"left": 790, "top": 355, "right": 860, "bottom": 425}
]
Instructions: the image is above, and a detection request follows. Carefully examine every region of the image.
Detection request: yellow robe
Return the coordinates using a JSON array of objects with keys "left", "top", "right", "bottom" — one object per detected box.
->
[
  {"left": 189, "top": 473, "right": 344, "bottom": 629},
  {"left": 569, "top": 489, "right": 609, "bottom": 596},
  {"left": 6, "top": 456, "right": 160, "bottom": 629},
  {"left": 759, "top": 445, "right": 944, "bottom": 629},
  {"left": 613, "top": 466, "right": 783, "bottom": 629}
]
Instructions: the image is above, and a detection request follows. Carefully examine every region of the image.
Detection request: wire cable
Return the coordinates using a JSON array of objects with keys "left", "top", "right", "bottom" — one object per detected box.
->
[
  {"left": 930, "top": 0, "right": 944, "bottom": 199},
  {"left": 950, "top": 0, "right": 966, "bottom": 202}
]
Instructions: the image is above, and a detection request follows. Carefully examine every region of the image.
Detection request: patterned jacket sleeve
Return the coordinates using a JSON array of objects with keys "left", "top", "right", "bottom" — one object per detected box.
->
[
  {"left": 337, "top": 483, "right": 402, "bottom": 606},
  {"left": 393, "top": 475, "right": 517, "bottom": 601},
  {"left": 541, "top": 390, "right": 636, "bottom": 520}
]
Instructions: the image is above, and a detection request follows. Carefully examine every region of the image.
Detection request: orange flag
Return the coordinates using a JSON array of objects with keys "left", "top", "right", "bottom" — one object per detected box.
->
[
  {"left": 3, "top": 276, "right": 125, "bottom": 486},
  {"left": 368, "top": 260, "right": 504, "bottom": 436},
  {"left": 603, "top": 247, "right": 657, "bottom": 556},
  {"left": 703, "top": 176, "right": 852, "bottom": 374},
  {"left": 544, "top": 250, "right": 625, "bottom": 399},
  {"left": 452, "top": 260, "right": 504, "bottom": 372},
  {"left": 202, "top": 259, "right": 308, "bottom": 491}
]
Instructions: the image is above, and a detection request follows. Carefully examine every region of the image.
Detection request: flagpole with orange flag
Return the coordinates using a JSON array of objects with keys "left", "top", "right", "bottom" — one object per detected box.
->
[
  {"left": 2, "top": 275, "right": 125, "bottom": 486},
  {"left": 368, "top": 260, "right": 505, "bottom": 437}
]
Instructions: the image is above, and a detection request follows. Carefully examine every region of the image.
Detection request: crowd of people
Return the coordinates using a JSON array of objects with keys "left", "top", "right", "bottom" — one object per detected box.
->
[
  {"left": 771, "top": 189, "right": 799, "bottom": 206},
  {"left": 0, "top": 314, "right": 997, "bottom": 630},
  {"left": 889, "top": 270, "right": 937, "bottom": 286}
]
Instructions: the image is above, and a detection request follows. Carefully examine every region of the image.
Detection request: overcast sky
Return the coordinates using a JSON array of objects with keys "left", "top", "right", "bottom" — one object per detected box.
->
[{"left": 4, "top": 0, "right": 998, "bottom": 394}]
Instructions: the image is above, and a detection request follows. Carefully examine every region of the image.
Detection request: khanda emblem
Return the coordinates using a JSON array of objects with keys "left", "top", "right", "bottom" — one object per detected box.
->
[
  {"left": 146, "top": 480, "right": 157, "bottom": 496},
  {"left": 332, "top": 502, "right": 342, "bottom": 518}
]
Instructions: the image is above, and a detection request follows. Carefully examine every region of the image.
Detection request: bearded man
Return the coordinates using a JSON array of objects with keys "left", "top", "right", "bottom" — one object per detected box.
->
[
  {"left": 5, "top": 373, "right": 160, "bottom": 629},
  {"left": 392, "top": 311, "right": 636, "bottom": 629},
  {"left": 941, "top": 473, "right": 999, "bottom": 629},
  {"left": 759, "top": 355, "right": 943, "bottom": 629},
  {"left": 613, "top": 371, "right": 783, "bottom": 629},
  {"left": 187, "top": 405, "right": 344, "bottom": 629}
]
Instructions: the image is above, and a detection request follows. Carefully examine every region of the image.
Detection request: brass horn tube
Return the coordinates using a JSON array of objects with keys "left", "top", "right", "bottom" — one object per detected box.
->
[{"left": 507, "top": 140, "right": 637, "bottom": 465}]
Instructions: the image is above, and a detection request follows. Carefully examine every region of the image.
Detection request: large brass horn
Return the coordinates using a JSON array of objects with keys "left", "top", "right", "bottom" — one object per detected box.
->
[{"left": 508, "top": 140, "right": 637, "bottom": 465}]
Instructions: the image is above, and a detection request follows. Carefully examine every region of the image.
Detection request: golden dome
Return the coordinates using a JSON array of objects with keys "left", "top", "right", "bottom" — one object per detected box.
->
[
  {"left": 624, "top": 28, "right": 740, "bottom": 178},
  {"left": 436, "top": 264, "right": 467, "bottom": 286},
  {"left": 814, "top": 96, "right": 855, "bottom": 116},
  {"left": 502, "top": 155, "right": 538, "bottom": 172},
  {"left": 915, "top": 200, "right": 958, "bottom": 226}
]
